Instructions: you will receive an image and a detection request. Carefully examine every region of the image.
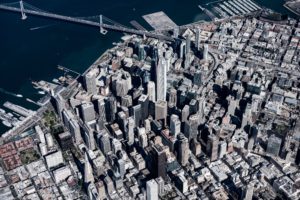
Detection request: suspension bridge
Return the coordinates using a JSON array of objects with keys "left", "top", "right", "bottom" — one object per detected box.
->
[{"left": 0, "top": 1, "right": 174, "bottom": 41}]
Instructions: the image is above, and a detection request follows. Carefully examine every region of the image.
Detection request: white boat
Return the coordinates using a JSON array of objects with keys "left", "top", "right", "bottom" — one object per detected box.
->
[
  {"left": 38, "top": 91, "right": 46, "bottom": 95},
  {"left": 2, "top": 120, "right": 12, "bottom": 127},
  {"left": 16, "top": 94, "right": 23, "bottom": 98},
  {"left": 0, "top": 108, "right": 5, "bottom": 114}
]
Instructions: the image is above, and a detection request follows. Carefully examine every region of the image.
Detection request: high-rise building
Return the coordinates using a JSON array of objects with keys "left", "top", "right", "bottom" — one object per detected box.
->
[
  {"left": 195, "top": 28, "right": 201, "bottom": 50},
  {"left": 173, "top": 26, "right": 179, "bottom": 38},
  {"left": 147, "top": 81, "right": 156, "bottom": 102},
  {"left": 146, "top": 179, "right": 158, "bottom": 200},
  {"left": 180, "top": 41, "right": 186, "bottom": 59},
  {"left": 168, "top": 88, "right": 177, "bottom": 107},
  {"left": 126, "top": 117, "right": 135, "bottom": 145},
  {"left": 191, "top": 139, "right": 201, "bottom": 156},
  {"left": 155, "top": 100, "right": 167, "bottom": 122},
  {"left": 96, "top": 181, "right": 106, "bottom": 200},
  {"left": 182, "top": 105, "right": 190, "bottom": 123},
  {"left": 84, "top": 152, "right": 94, "bottom": 184},
  {"left": 138, "top": 45, "right": 146, "bottom": 61},
  {"left": 84, "top": 125, "right": 96, "bottom": 150},
  {"left": 153, "top": 144, "right": 168, "bottom": 180},
  {"left": 185, "top": 35, "right": 191, "bottom": 55},
  {"left": 174, "top": 174, "right": 188, "bottom": 194},
  {"left": 189, "top": 99, "right": 198, "bottom": 115},
  {"left": 218, "top": 141, "right": 227, "bottom": 158},
  {"left": 58, "top": 132, "right": 73, "bottom": 151},
  {"left": 111, "top": 138, "right": 122, "bottom": 155},
  {"left": 99, "top": 132, "right": 111, "bottom": 154},
  {"left": 193, "top": 70, "right": 202, "bottom": 86},
  {"left": 106, "top": 96, "right": 117, "bottom": 123},
  {"left": 115, "top": 79, "right": 128, "bottom": 97},
  {"left": 80, "top": 102, "right": 96, "bottom": 123},
  {"left": 138, "top": 94, "right": 149, "bottom": 120},
  {"left": 244, "top": 182, "right": 254, "bottom": 200},
  {"left": 121, "top": 95, "right": 133, "bottom": 107},
  {"left": 155, "top": 177, "right": 164, "bottom": 197},
  {"left": 53, "top": 94, "right": 65, "bottom": 120},
  {"left": 97, "top": 99, "right": 106, "bottom": 130},
  {"left": 132, "top": 104, "right": 142, "bottom": 127},
  {"left": 266, "top": 134, "right": 282, "bottom": 156},
  {"left": 117, "top": 158, "right": 126, "bottom": 178},
  {"left": 207, "top": 134, "right": 219, "bottom": 162},
  {"left": 177, "top": 134, "right": 189, "bottom": 167},
  {"left": 138, "top": 127, "right": 148, "bottom": 148},
  {"left": 69, "top": 119, "right": 82, "bottom": 145},
  {"left": 203, "top": 44, "right": 209, "bottom": 60},
  {"left": 156, "top": 57, "right": 167, "bottom": 101},
  {"left": 84, "top": 71, "right": 97, "bottom": 94},
  {"left": 170, "top": 114, "right": 181, "bottom": 137},
  {"left": 184, "top": 114, "right": 199, "bottom": 140}
]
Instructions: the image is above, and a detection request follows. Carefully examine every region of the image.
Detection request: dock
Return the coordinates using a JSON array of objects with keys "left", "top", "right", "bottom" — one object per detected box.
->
[
  {"left": 143, "top": 11, "right": 177, "bottom": 30},
  {"left": 3, "top": 102, "right": 34, "bottom": 117}
]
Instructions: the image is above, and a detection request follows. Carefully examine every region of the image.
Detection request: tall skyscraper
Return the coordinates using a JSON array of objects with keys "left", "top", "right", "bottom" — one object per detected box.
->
[
  {"left": 155, "top": 100, "right": 168, "bottom": 122},
  {"left": 84, "top": 125, "right": 96, "bottom": 150},
  {"left": 84, "top": 152, "right": 94, "bottom": 184},
  {"left": 195, "top": 28, "right": 201, "bottom": 50},
  {"left": 97, "top": 99, "right": 106, "bottom": 130},
  {"left": 184, "top": 114, "right": 199, "bottom": 141},
  {"left": 100, "top": 132, "right": 111, "bottom": 154},
  {"left": 138, "top": 94, "right": 149, "bottom": 121},
  {"left": 154, "top": 144, "right": 168, "bottom": 180},
  {"left": 146, "top": 179, "right": 158, "bottom": 200},
  {"left": 168, "top": 88, "right": 177, "bottom": 107},
  {"left": 69, "top": 119, "right": 82, "bottom": 145},
  {"left": 266, "top": 134, "right": 282, "bottom": 156},
  {"left": 147, "top": 81, "right": 156, "bottom": 102},
  {"left": 80, "top": 102, "right": 96, "bottom": 123},
  {"left": 173, "top": 26, "right": 179, "bottom": 38},
  {"left": 170, "top": 114, "right": 181, "bottom": 137},
  {"left": 180, "top": 41, "right": 186, "bottom": 59},
  {"left": 155, "top": 177, "right": 165, "bottom": 197},
  {"left": 203, "top": 44, "right": 209, "bottom": 60},
  {"left": 207, "top": 134, "right": 219, "bottom": 162},
  {"left": 218, "top": 141, "right": 227, "bottom": 158},
  {"left": 126, "top": 117, "right": 135, "bottom": 145},
  {"left": 132, "top": 104, "right": 142, "bottom": 127},
  {"left": 182, "top": 105, "right": 190, "bottom": 123},
  {"left": 177, "top": 134, "right": 189, "bottom": 167},
  {"left": 121, "top": 95, "right": 133, "bottom": 107},
  {"left": 84, "top": 71, "right": 97, "bottom": 94},
  {"left": 115, "top": 79, "right": 128, "bottom": 97},
  {"left": 156, "top": 57, "right": 167, "bottom": 101},
  {"left": 193, "top": 70, "right": 202, "bottom": 87},
  {"left": 138, "top": 45, "right": 146, "bottom": 61},
  {"left": 185, "top": 35, "right": 191, "bottom": 55},
  {"left": 106, "top": 96, "right": 117, "bottom": 123},
  {"left": 138, "top": 127, "right": 148, "bottom": 148},
  {"left": 244, "top": 182, "right": 254, "bottom": 200}
]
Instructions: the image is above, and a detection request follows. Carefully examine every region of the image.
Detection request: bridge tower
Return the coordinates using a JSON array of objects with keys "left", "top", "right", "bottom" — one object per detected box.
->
[
  {"left": 99, "top": 15, "right": 107, "bottom": 35},
  {"left": 19, "top": 0, "right": 27, "bottom": 20}
]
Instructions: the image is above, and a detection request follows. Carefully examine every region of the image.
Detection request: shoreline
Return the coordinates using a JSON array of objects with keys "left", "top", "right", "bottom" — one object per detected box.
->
[{"left": 284, "top": 2, "right": 300, "bottom": 16}]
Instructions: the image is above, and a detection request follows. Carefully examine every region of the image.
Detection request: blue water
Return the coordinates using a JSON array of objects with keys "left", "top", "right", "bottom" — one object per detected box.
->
[{"left": 0, "top": 0, "right": 295, "bottom": 133}]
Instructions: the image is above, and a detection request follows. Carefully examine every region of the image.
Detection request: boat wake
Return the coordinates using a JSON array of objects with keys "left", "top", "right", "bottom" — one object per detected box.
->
[
  {"left": 30, "top": 24, "right": 55, "bottom": 31},
  {"left": 0, "top": 88, "right": 23, "bottom": 98}
]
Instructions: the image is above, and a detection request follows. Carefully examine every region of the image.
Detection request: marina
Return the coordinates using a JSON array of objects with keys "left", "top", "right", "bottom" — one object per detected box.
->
[{"left": 201, "top": 0, "right": 262, "bottom": 19}]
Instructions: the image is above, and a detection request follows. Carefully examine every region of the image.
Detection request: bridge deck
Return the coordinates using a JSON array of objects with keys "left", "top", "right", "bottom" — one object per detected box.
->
[{"left": 0, "top": 4, "right": 174, "bottom": 42}]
